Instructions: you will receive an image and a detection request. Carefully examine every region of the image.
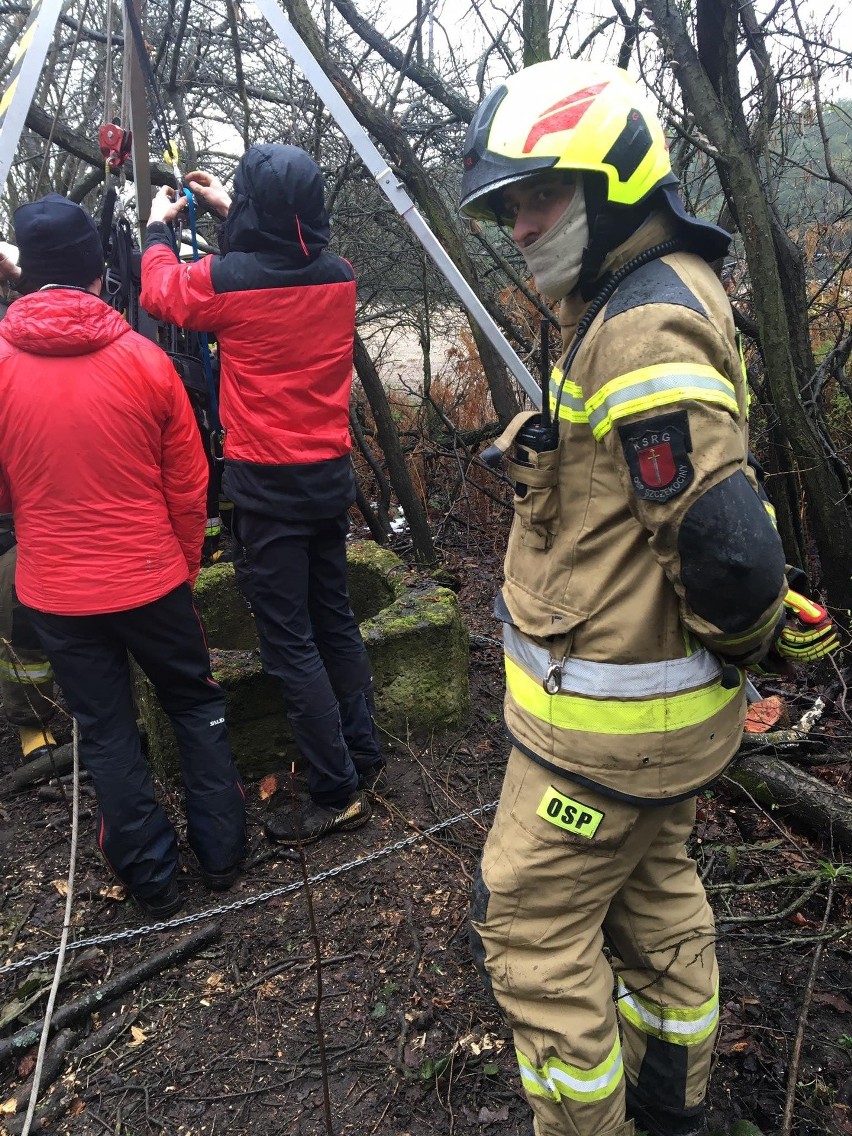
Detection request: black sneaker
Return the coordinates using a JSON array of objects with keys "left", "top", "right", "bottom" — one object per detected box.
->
[
  {"left": 358, "top": 763, "right": 390, "bottom": 796},
  {"left": 264, "top": 791, "right": 372, "bottom": 846},
  {"left": 133, "top": 876, "right": 183, "bottom": 920}
]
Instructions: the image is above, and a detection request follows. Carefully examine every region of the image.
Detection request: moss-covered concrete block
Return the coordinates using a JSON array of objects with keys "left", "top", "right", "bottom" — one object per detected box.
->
[
  {"left": 362, "top": 584, "right": 470, "bottom": 734},
  {"left": 139, "top": 541, "right": 470, "bottom": 781}
]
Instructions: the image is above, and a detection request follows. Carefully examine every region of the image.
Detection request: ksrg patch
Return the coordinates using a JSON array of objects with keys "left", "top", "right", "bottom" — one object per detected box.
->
[
  {"left": 618, "top": 410, "right": 693, "bottom": 503},
  {"left": 536, "top": 785, "right": 604, "bottom": 838}
]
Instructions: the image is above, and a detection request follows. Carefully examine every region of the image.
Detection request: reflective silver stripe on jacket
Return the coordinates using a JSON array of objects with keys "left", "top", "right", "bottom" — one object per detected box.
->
[{"left": 503, "top": 624, "right": 722, "bottom": 698}]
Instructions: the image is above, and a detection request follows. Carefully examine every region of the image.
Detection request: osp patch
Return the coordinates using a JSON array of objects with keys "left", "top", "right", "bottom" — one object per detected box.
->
[
  {"left": 618, "top": 410, "right": 694, "bottom": 503},
  {"left": 536, "top": 785, "right": 604, "bottom": 839}
]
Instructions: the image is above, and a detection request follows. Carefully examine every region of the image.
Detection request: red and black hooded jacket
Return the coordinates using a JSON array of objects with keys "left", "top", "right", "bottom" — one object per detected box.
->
[{"left": 140, "top": 144, "right": 357, "bottom": 519}]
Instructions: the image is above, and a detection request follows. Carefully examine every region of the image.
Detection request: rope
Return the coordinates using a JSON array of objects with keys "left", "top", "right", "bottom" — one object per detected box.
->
[
  {"left": 36, "top": 0, "right": 91, "bottom": 188},
  {"left": 18, "top": 722, "right": 79, "bottom": 1136},
  {"left": 122, "top": 0, "right": 174, "bottom": 161},
  {"left": 183, "top": 187, "right": 224, "bottom": 456},
  {"left": 103, "top": 0, "right": 114, "bottom": 126}
]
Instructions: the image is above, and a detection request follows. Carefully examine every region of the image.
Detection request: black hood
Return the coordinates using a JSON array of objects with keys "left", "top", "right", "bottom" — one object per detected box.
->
[{"left": 222, "top": 144, "right": 330, "bottom": 261}]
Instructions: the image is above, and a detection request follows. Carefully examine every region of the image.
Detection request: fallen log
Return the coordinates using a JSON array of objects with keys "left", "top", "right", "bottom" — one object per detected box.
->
[
  {"left": 0, "top": 744, "right": 74, "bottom": 798},
  {"left": 0, "top": 923, "right": 220, "bottom": 1066},
  {"left": 3, "top": 1011, "right": 136, "bottom": 1134},
  {"left": 724, "top": 751, "right": 852, "bottom": 854},
  {"left": 0, "top": 1027, "right": 77, "bottom": 1119},
  {"left": 739, "top": 731, "right": 851, "bottom": 768}
]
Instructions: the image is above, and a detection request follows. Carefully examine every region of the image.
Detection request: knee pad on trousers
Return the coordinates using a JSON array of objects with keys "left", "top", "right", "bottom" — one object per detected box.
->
[
  {"left": 468, "top": 867, "right": 494, "bottom": 996},
  {"left": 626, "top": 1083, "right": 706, "bottom": 1136}
]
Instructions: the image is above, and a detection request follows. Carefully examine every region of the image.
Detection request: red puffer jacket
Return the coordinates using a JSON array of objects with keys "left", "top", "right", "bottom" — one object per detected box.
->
[{"left": 0, "top": 289, "right": 208, "bottom": 615}]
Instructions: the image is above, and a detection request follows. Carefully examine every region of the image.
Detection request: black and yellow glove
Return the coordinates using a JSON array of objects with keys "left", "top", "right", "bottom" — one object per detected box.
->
[
  {"left": 749, "top": 589, "right": 839, "bottom": 677},
  {"left": 775, "top": 589, "right": 840, "bottom": 663}
]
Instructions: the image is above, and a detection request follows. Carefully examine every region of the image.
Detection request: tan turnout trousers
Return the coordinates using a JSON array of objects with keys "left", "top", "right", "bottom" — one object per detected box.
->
[{"left": 471, "top": 749, "right": 719, "bottom": 1136}]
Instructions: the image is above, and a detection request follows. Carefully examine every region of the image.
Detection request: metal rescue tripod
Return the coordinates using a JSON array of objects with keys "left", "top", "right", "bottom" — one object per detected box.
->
[{"left": 0, "top": 0, "right": 540, "bottom": 404}]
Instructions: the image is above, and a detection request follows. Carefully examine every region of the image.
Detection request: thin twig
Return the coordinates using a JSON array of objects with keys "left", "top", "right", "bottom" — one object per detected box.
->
[
  {"left": 288, "top": 765, "right": 335, "bottom": 1136},
  {"left": 780, "top": 879, "right": 836, "bottom": 1136}
]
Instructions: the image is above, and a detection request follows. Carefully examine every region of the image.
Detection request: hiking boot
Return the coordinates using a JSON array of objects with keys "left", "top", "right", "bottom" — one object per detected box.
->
[
  {"left": 201, "top": 862, "right": 243, "bottom": 892},
  {"left": 133, "top": 876, "right": 183, "bottom": 920},
  {"left": 264, "top": 791, "right": 372, "bottom": 846},
  {"left": 358, "top": 762, "right": 390, "bottom": 796}
]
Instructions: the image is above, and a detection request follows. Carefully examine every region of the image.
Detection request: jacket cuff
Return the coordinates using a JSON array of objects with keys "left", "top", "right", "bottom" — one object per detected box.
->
[
  {"left": 143, "top": 222, "right": 174, "bottom": 254},
  {"left": 704, "top": 604, "right": 787, "bottom": 666}
]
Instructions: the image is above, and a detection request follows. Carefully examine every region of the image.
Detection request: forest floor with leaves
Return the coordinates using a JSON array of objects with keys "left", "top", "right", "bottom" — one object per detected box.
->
[{"left": 1, "top": 541, "right": 851, "bottom": 1136}]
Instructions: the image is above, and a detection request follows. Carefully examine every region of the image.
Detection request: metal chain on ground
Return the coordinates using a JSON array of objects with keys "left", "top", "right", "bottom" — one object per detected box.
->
[{"left": 0, "top": 801, "right": 498, "bottom": 979}]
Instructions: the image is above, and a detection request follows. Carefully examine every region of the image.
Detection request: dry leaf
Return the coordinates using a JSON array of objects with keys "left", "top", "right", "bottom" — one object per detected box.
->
[
  {"left": 17, "top": 1053, "right": 36, "bottom": 1079},
  {"left": 69, "top": 1098, "right": 86, "bottom": 1117},
  {"left": 1, "top": 1097, "right": 19, "bottom": 1116},
  {"left": 99, "top": 884, "right": 127, "bottom": 902},
  {"left": 127, "top": 1026, "right": 147, "bottom": 1048},
  {"left": 206, "top": 972, "right": 223, "bottom": 989},
  {"left": 813, "top": 991, "right": 852, "bottom": 1013},
  {"left": 258, "top": 774, "right": 278, "bottom": 800},
  {"left": 52, "top": 879, "right": 69, "bottom": 897}
]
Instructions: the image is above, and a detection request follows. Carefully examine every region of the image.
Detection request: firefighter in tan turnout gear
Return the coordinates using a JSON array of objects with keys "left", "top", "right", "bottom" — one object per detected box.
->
[{"left": 460, "top": 61, "right": 838, "bottom": 1136}]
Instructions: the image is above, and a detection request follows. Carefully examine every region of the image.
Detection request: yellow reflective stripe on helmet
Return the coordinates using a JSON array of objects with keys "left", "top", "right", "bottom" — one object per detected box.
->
[
  {"left": 517, "top": 1037, "right": 623, "bottom": 1103},
  {"left": 617, "top": 979, "right": 719, "bottom": 1046},
  {"left": 0, "top": 656, "right": 53, "bottom": 683},
  {"left": 505, "top": 656, "right": 740, "bottom": 735},
  {"left": 549, "top": 365, "right": 588, "bottom": 423},
  {"left": 586, "top": 364, "right": 739, "bottom": 440}
]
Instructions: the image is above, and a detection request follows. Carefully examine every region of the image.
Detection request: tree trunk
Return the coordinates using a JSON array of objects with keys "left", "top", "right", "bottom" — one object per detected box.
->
[
  {"left": 646, "top": 0, "right": 852, "bottom": 609},
  {"left": 283, "top": 0, "right": 520, "bottom": 426},
  {"left": 724, "top": 751, "right": 852, "bottom": 855},
  {"left": 522, "top": 0, "right": 550, "bottom": 66},
  {"left": 353, "top": 334, "right": 437, "bottom": 567}
]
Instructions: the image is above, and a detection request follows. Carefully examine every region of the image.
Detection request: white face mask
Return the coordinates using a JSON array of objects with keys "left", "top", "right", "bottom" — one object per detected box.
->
[{"left": 519, "top": 180, "right": 589, "bottom": 301}]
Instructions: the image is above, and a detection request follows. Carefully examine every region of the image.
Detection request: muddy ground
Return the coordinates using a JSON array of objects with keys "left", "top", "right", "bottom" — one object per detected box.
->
[{"left": 1, "top": 546, "right": 851, "bottom": 1136}]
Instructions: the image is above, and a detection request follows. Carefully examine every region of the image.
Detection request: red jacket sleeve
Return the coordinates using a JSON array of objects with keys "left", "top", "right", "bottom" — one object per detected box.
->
[
  {"left": 141, "top": 239, "right": 226, "bottom": 332},
  {"left": 159, "top": 359, "right": 208, "bottom": 583}
]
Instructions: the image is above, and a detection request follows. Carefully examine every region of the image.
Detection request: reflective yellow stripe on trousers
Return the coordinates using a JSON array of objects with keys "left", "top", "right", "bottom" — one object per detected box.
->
[
  {"left": 517, "top": 1036, "right": 623, "bottom": 1103},
  {"left": 617, "top": 979, "right": 719, "bottom": 1046},
  {"left": 503, "top": 625, "right": 741, "bottom": 735},
  {"left": 0, "top": 656, "right": 53, "bottom": 683}
]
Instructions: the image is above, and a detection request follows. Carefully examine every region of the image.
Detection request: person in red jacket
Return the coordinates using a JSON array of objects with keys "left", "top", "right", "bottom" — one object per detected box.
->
[
  {"left": 0, "top": 194, "right": 246, "bottom": 918},
  {"left": 140, "top": 144, "right": 385, "bottom": 846}
]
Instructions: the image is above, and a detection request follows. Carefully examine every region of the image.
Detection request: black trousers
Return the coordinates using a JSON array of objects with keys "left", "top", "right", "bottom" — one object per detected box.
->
[
  {"left": 26, "top": 584, "right": 246, "bottom": 899},
  {"left": 233, "top": 510, "right": 381, "bottom": 806}
]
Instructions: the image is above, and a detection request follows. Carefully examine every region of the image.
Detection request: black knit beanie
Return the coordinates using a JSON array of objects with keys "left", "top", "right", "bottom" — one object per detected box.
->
[{"left": 13, "top": 193, "right": 103, "bottom": 288}]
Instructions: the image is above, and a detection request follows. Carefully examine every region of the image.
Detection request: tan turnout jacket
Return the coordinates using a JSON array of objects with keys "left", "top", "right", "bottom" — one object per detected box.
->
[{"left": 495, "top": 215, "right": 786, "bottom": 802}]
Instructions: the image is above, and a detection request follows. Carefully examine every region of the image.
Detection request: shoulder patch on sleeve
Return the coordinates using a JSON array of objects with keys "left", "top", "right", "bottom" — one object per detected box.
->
[
  {"left": 618, "top": 411, "right": 694, "bottom": 503},
  {"left": 604, "top": 260, "right": 707, "bottom": 322}
]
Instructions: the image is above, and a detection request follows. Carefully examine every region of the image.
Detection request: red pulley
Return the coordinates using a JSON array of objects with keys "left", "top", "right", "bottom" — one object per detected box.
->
[{"left": 98, "top": 123, "right": 132, "bottom": 171}]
